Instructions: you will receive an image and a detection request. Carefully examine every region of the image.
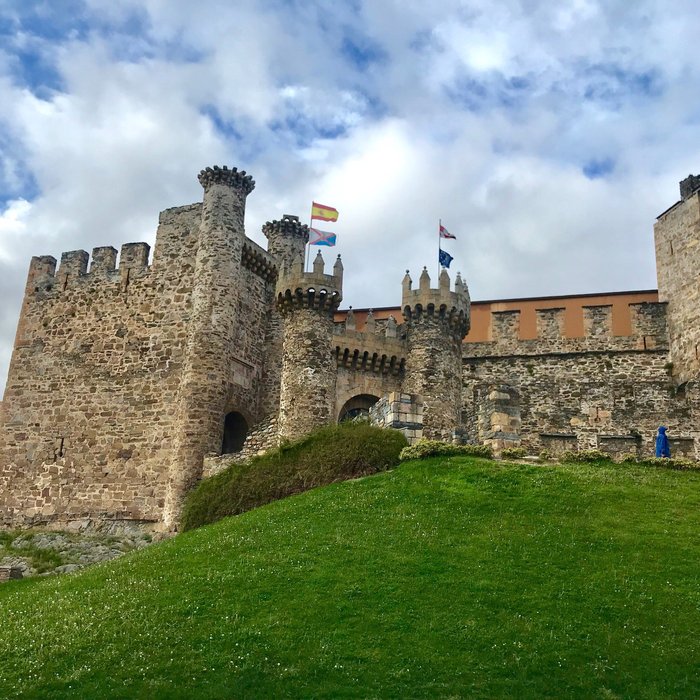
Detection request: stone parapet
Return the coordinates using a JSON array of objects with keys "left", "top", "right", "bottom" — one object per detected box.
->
[
  {"left": 197, "top": 165, "right": 255, "bottom": 194},
  {"left": 263, "top": 215, "right": 309, "bottom": 276},
  {"left": 334, "top": 310, "right": 406, "bottom": 376},
  {"left": 24, "top": 243, "right": 152, "bottom": 297},
  {"left": 402, "top": 267, "right": 470, "bottom": 340},
  {"left": 276, "top": 255, "right": 342, "bottom": 315},
  {"left": 466, "top": 302, "right": 668, "bottom": 358},
  {"left": 242, "top": 241, "right": 277, "bottom": 282}
]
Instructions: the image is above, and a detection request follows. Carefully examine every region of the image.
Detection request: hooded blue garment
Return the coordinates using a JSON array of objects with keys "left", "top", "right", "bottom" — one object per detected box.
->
[{"left": 655, "top": 426, "right": 671, "bottom": 458}]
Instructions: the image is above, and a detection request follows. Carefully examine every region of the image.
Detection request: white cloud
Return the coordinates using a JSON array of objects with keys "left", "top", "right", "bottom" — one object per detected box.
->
[{"left": 1, "top": 0, "right": 700, "bottom": 395}]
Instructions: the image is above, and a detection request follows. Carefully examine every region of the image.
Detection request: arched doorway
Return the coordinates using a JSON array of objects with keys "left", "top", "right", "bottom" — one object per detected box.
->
[
  {"left": 338, "top": 394, "right": 380, "bottom": 423},
  {"left": 221, "top": 411, "right": 249, "bottom": 454}
]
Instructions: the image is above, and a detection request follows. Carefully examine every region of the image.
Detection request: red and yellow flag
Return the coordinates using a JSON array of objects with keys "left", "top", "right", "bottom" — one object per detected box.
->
[{"left": 311, "top": 201, "right": 339, "bottom": 222}]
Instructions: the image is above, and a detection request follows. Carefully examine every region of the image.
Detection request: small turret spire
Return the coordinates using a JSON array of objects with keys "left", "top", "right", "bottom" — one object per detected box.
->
[
  {"left": 313, "top": 250, "right": 325, "bottom": 274},
  {"left": 345, "top": 306, "right": 356, "bottom": 331},
  {"left": 333, "top": 254, "right": 343, "bottom": 284},
  {"left": 402, "top": 270, "right": 412, "bottom": 293},
  {"left": 419, "top": 266, "right": 431, "bottom": 291},
  {"left": 439, "top": 267, "right": 450, "bottom": 291},
  {"left": 365, "top": 309, "right": 376, "bottom": 334}
]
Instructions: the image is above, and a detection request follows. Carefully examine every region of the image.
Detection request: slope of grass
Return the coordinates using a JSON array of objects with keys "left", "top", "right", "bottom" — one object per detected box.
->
[
  {"left": 182, "top": 422, "right": 407, "bottom": 530},
  {"left": 2, "top": 458, "right": 700, "bottom": 698}
]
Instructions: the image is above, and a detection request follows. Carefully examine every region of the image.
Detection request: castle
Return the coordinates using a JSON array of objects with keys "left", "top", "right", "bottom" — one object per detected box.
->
[{"left": 1, "top": 165, "right": 699, "bottom": 532}]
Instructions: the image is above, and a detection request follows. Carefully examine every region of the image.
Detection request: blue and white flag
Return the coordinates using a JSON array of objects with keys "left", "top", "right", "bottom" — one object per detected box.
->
[
  {"left": 309, "top": 227, "right": 337, "bottom": 246},
  {"left": 439, "top": 248, "right": 453, "bottom": 268}
]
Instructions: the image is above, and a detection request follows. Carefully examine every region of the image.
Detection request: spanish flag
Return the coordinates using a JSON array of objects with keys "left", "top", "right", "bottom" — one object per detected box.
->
[{"left": 311, "top": 201, "right": 339, "bottom": 222}]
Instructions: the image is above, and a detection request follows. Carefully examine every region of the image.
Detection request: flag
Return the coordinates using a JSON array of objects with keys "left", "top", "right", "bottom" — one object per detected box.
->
[
  {"left": 439, "top": 223, "right": 456, "bottom": 240},
  {"left": 309, "top": 228, "right": 337, "bottom": 246},
  {"left": 439, "top": 248, "right": 453, "bottom": 268},
  {"left": 311, "top": 202, "right": 339, "bottom": 222}
]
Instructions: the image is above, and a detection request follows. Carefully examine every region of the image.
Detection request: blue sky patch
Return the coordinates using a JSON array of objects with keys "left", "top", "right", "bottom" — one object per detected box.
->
[
  {"left": 446, "top": 72, "right": 531, "bottom": 113},
  {"left": 341, "top": 34, "right": 387, "bottom": 72},
  {"left": 582, "top": 157, "right": 615, "bottom": 179}
]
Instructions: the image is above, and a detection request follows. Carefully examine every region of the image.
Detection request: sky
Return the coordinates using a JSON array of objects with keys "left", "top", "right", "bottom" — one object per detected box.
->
[{"left": 1, "top": 0, "right": 699, "bottom": 397}]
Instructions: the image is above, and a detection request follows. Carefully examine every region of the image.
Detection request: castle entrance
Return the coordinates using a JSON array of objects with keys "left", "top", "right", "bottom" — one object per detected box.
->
[
  {"left": 338, "top": 394, "right": 380, "bottom": 422},
  {"left": 221, "top": 411, "right": 248, "bottom": 454}
]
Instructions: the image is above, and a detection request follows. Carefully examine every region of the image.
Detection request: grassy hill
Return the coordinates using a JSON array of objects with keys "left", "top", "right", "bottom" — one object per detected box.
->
[{"left": 2, "top": 457, "right": 700, "bottom": 698}]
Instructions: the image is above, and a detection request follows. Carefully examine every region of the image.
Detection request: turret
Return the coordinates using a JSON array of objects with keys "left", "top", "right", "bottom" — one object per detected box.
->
[
  {"left": 263, "top": 214, "right": 309, "bottom": 276},
  {"left": 164, "top": 165, "right": 255, "bottom": 529},
  {"left": 275, "top": 254, "right": 343, "bottom": 440},
  {"left": 401, "top": 267, "right": 471, "bottom": 441}
]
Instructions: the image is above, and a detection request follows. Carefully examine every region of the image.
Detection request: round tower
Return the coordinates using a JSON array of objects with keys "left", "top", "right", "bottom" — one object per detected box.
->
[
  {"left": 163, "top": 165, "right": 255, "bottom": 529},
  {"left": 276, "top": 250, "right": 343, "bottom": 440},
  {"left": 263, "top": 214, "right": 309, "bottom": 275},
  {"left": 258, "top": 215, "right": 310, "bottom": 420},
  {"left": 402, "top": 266, "right": 470, "bottom": 441}
]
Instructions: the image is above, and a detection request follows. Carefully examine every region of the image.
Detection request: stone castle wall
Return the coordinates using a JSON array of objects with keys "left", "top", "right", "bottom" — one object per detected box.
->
[
  {"left": 655, "top": 183, "right": 700, "bottom": 384},
  {"left": 3, "top": 166, "right": 700, "bottom": 532},
  {"left": 462, "top": 301, "right": 699, "bottom": 457},
  {"left": 0, "top": 204, "right": 200, "bottom": 527}
]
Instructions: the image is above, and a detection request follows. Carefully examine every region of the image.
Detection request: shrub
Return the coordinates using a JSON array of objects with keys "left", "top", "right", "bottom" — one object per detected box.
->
[
  {"left": 538, "top": 450, "right": 552, "bottom": 462},
  {"left": 181, "top": 423, "right": 407, "bottom": 531},
  {"left": 618, "top": 453, "right": 639, "bottom": 464},
  {"left": 399, "top": 440, "right": 493, "bottom": 461},
  {"left": 559, "top": 449, "right": 612, "bottom": 464},
  {"left": 637, "top": 456, "right": 700, "bottom": 471},
  {"left": 501, "top": 447, "right": 528, "bottom": 460}
]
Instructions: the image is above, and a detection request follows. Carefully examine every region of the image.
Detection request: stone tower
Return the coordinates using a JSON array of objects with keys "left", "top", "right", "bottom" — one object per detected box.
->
[
  {"left": 259, "top": 215, "right": 310, "bottom": 421},
  {"left": 276, "top": 251, "right": 343, "bottom": 440},
  {"left": 402, "top": 267, "right": 470, "bottom": 440},
  {"left": 264, "top": 214, "right": 308, "bottom": 274},
  {"left": 163, "top": 165, "right": 255, "bottom": 528},
  {"left": 654, "top": 174, "right": 700, "bottom": 384}
]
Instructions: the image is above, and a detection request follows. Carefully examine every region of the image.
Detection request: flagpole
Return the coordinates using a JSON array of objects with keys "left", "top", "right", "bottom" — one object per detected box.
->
[
  {"left": 438, "top": 218, "right": 441, "bottom": 278},
  {"left": 306, "top": 203, "right": 313, "bottom": 272}
]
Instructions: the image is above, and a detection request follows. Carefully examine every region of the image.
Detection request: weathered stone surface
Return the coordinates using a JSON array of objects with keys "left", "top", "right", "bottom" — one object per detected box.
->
[{"left": 2, "top": 168, "right": 700, "bottom": 532}]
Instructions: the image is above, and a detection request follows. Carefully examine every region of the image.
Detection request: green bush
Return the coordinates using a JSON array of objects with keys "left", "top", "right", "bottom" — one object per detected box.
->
[
  {"left": 559, "top": 449, "right": 612, "bottom": 464},
  {"left": 399, "top": 439, "right": 493, "bottom": 461},
  {"left": 619, "top": 453, "right": 639, "bottom": 464},
  {"left": 501, "top": 447, "right": 528, "bottom": 460},
  {"left": 181, "top": 423, "right": 407, "bottom": 531},
  {"left": 637, "top": 456, "right": 700, "bottom": 471},
  {"left": 538, "top": 450, "right": 553, "bottom": 462}
]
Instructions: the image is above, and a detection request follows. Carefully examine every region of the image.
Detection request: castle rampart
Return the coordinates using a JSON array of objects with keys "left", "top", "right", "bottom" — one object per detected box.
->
[{"left": 3, "top": 166, "right": 700, "bottom": 531}]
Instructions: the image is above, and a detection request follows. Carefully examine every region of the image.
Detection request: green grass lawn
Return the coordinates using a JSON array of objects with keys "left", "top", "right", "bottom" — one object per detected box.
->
[{"left": 2, "top": 458, "right": 700, "bottom": 698}]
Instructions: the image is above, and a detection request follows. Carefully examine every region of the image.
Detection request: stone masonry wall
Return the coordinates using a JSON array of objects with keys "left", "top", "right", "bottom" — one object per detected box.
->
[
  {"left": 654, "top": 185, "right": 700, "bottom": 384},
  {"left": 0, "top": 204, "right": 201, "bottom": 527},
  {"left": 278, "top": 306, "right": 337, "bottom": 440},
  {"left": 462, "top": 302, "right": 699, "bottom": 457},
  {"left": 463, "top": 351, "right": 697, "bottom": 457}
]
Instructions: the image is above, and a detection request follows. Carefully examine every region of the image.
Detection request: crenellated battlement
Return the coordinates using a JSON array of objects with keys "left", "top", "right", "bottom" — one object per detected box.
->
[
  {"left": 242, "top": 240, "right": 277, "bottom": 283},
  {"left": 263, "top": 214, "right": 309, "bottom": 276},
  {"left": 275, "top": 252, "right": 343, "bottom": 314},
  {"left": 197, "top": 165, "right": 255, "bottom": 194},
  {"left": 401, "top": 267, "right": 471, "bottom": 339},
  {"left": 467, "top": 301, "right": 668, "bottom": 357},
  {"left": 262, "top": 214, "right": 309, "bottom": 243},
  {"left": 333, "top": 309, "right": 406, "bottom": 375},
  {"left": 26, "top": 242, "right": 152, "bottom": 295}
]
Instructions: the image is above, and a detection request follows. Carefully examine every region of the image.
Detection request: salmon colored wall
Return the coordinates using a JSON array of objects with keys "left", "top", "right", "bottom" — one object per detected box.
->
[{"left": 335, "top": 290, "right": 659, "bottom": 341}]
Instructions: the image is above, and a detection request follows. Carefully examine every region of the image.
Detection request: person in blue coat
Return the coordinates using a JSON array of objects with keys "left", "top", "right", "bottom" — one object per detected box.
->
[{"left": 655, "top": 426, "right": 671, "bottom": 458}]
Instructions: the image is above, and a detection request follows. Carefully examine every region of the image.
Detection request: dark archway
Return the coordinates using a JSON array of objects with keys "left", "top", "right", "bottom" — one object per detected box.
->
[
  {"left": 221, "top": 411, "right": 249, "bottom": 454},
  {"left": 338, "top": 394, "right": 380, "bottom": 423}
]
